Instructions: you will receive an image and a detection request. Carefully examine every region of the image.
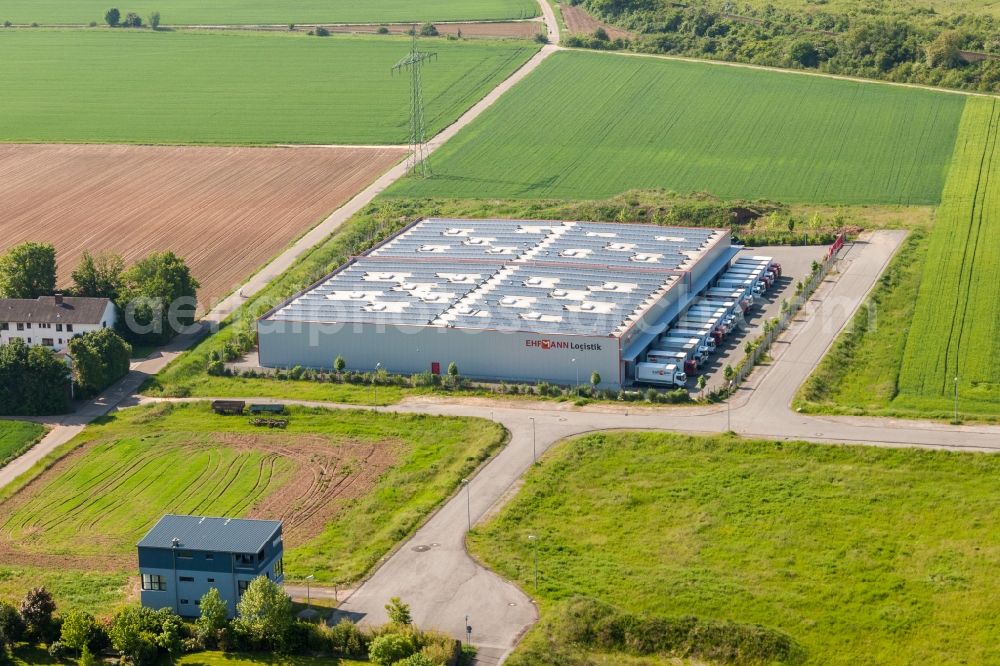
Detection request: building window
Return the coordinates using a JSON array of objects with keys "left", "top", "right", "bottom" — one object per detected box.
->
[
  {"left": 177, "top": 551, "right": 193, "bottom": 559},
  {"left": 0, "top": 323, "right": 7, "bottom": 331},
  {"left": 235, "top": 553, "right": 254, "bottom": 568},
  {"left": 205, "top": 553, "right": 214, "bottom": 560},
  {"left": 16, "top": 323, "right": 23, "bottom": 331},
  {"left": 273, "top": 559, "right": 283, "bottom": 577},
  {"left": 42, "top": 338, "right": 53, "bottom": 347},
  {"left": 207, "top": 578, "right": 215, "bottom": 583},
  {"left": 141, "top": 574, "right": 166, "bottom": 591},
  {"left": 56, "top": 324, "right": 62, "bottom": 332},
  {"left": 238, "top": 580, "right": 249, "bottom": 597},
  {"left": 179, "top": 576, "right": 194, "bottom": 582},
  {"left": 66, "top": 324, "right": 73, "bottom": 332},
  {"left": 180, "top": 599, "right": 189, "bottom": 605}
]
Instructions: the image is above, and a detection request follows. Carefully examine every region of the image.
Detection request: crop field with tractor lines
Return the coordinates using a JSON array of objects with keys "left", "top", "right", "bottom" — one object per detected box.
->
[
  {"left": 0, "top": 421, "right": 46, "bottom": 468},
  {"left": 0, "top": 0, "right": 540, "bottom": 26},
  {"left": 0, "top": 402, "right": 505, "bottom": 594},
  {"left": 893, "top": 99, "right": 1000, "bottom": 415},
  {"left": 0, "top": 31, "right": 538, "bottom": 145},
  {"left": 389, "top": 51, "right": 966, "bottom": 204},
  {"left": 0, "top": 143, "right": 408, "bottom": 312}
]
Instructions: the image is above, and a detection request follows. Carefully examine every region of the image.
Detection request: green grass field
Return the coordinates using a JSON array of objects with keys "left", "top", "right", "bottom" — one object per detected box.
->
[
  {"left": 0, "top": 30, "right": 537, "bottom": 144},
  {"left": 0, "top": 402, "right": 504, "bottom": 592},
  {"left": 0, "top": 421, "right": 45, "bottom": 467},
  {"left": 0, "top": 0, "right": 538, "bottom": 25},
  {"left": 388, "top": 51, "right": 966, "bottom": 203},
  {"left": 0, "top": 565, "right": 127, "bottom": 615},
  {"left": 470, "top": 431, "right": 1000, "bottom": 665},
  {"left": 177, "top": 652, "right": 364, "bottom": 666},
  {"left": 798, "top": 98, "right": 1000, "bottom": 421}
]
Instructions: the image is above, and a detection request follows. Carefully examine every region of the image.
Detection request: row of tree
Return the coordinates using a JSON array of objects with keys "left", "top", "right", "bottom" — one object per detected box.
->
[
  {"left": 576, "top": 0, "right": 1000, "bottom": 92},
  {"left": 104, "top": 8, "right": 160, "bottom": 29},
  {"left": 0, "top": 242, "right": 200, "bottom": 346},
  {"left": 0, "top": 582, "right": 454, "bottom": 666}
]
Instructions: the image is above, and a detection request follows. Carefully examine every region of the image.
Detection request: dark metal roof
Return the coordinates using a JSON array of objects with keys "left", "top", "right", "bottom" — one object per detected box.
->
[
  {"left": 0, "top": 296, "right": 111, "bottom": 325},
  {"left": 137, "top": 514, "right": 282, "bottom": 554}
]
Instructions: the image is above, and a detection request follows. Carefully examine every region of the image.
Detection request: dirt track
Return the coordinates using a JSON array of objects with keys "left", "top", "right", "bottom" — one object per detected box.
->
[
  {"left": 325, "top": 21, "right": 543, "bottom": 38},
  {"left": 0, "top": 144, "right": 407, "bottom": 312}
]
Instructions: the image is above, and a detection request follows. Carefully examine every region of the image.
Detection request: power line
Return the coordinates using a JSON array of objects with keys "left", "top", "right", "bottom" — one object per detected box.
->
[{"left": 392, "top": 29, "right": 437, "bottom": 178}]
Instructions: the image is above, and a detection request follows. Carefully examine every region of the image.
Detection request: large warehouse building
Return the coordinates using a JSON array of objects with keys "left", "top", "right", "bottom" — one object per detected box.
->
[{"left": 258, "top": 218, "right": 739, "bottom": 388}]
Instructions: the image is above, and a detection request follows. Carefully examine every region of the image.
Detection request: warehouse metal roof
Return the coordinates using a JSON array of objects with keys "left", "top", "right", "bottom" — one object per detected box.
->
[
  {"left": 262, "top": 219, "right": 727, "bottom": 337},
  {"left": 137, "top": 515, "right": 282, "bottom": 554}
]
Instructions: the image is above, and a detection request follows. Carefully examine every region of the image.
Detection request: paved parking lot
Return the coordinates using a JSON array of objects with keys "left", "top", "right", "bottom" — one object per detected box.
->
[{"left": 690, "top": 245, "right": 830, "bottom": 394}]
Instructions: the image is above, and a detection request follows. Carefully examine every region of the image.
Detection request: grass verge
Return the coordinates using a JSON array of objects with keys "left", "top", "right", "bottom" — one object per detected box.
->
[{"left": 470, "top": 431, "right": 1000, "bottom": 665}]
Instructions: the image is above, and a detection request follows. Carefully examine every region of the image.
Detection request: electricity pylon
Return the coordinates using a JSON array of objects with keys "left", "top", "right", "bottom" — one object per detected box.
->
[{"left": 392, "top": 29, "right": 437, "bottom": 178}]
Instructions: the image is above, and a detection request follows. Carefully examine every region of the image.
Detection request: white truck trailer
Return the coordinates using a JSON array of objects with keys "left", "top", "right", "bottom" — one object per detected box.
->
[{"left": 635, "top": 362, "right": 687, "bottom": 387}]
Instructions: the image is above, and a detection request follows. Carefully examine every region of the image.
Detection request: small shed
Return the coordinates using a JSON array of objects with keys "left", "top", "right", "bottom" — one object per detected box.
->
[{"left": 212, "top": 400, "right": 245, "bottom": 415}]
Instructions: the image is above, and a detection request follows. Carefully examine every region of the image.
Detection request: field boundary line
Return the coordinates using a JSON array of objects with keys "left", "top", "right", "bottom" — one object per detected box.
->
[{"left": 564, "top": 47, "right": 1000, "bottom": 99}]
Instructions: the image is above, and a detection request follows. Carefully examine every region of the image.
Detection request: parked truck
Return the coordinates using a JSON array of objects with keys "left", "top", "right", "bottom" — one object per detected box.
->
[
  {"left": 718, "top": 276, "right": 762, "bottom": 296},
  {"left": 742, "top": 255, "right": 781, "bottom": 277},
  {"left": 667, "top": 326, "right": 718, "bottom": 351},
  {"left": 635, "top": 362, "right": 687, "bottom": 387},
  {"left": 659, "top": 336, "right": 712, "bottom": 361},
  {"left": 706, "top": 288, "right": 753, "bottom": 309},
  {"left": 647, "top": 348, "right": 698, "bottom": 375},
  {"left": 697, "top": 297, "right": 744, "bottom": 315}
]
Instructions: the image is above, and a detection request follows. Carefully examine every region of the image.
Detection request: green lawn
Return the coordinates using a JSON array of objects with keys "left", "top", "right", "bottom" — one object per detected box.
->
[
  {"left": 0, "top": 420, "right": 45, "bottom": 467},
  {"left": 798, "top": 98, "right": 1000, "bottom": 421},
  {"left": 0, "top": 565, "right": 128, "bottom": 615},
  {"left": 0, "top": 402, "right": 505, "bottom": 593},
  {"left": 0, "top": 30, "right": 537, "bottom": 144},
  {"left": 388, "top": 50, "right": 966, "bottom": 204},
  {"left": 470, "top": 431, "right": 1000, "bottom": 665},
  {"left": 0, "top": 0, "right": 538, "bottom": 25},
  {"left": 178, "top": 652, "right": 364, "bottom": 666}
]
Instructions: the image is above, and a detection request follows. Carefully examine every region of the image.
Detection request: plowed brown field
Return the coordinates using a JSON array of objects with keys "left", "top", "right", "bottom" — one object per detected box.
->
[
  {"left": 562, "top": 4, "right": 633, "bottom": 40},
  {"left": 0, "top": 144, "right": 407, "bottom": 311}
]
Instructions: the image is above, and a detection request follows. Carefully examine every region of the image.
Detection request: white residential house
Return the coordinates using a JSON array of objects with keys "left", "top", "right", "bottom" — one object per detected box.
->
[{"left": 0, "top": 295, "right": 116, "bottom": 352}]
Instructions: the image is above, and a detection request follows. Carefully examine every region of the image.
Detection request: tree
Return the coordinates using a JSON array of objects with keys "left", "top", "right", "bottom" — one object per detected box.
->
[
  {"left": 19, "top": 588, "right": 56, "bottom": 643},
  {"left": 384, "top": 597, "right": 412, "bottom": 626},
  {"left": 105, "top": 7, "right": 120, "bottom": 26},
  {"left": 696, "top": 374, "right": 707, "bottom": 397},
  {"left": 123, "top": 11, "right": 142, "bottom": 27},
  {"left": 334, "top": 355, "right": 346, "bottom": 374},
  {"left": 109, "top": 606, "right": 162, "bottom": 666},
  {"left": 68, "top": 328, "right": 132, "bottom": 397},
  {"left": 447, "top": 362, "right": 458, "bottom": 378},
  {"left": 0, "top": 242, "right": 56, "bottom": 299},
  {"left": 196, "top": 588, "right": 228, "bottom": 647},
  {"left": 78, "top": 645, "right": 99, "bottom": 666},
  {"left": 926, "top": 29, "right": 963, "bottom": 68},
  {"left": 788, "top": 39, "right": 819, "bottom": 67},
  {"left": 590, "top": 372, "right": 601, "bottom": 388},
  {"left": 72, "top": 251, "right": 125, "bottom": 300},
  {"left": 723, "top": 364, "right": 735, "bottom": 383},
  {"left": 0, "top": 603, "right": 24, "bottom": 646},
  {"left": 594, "top": 27, "right": 610, "bottom": 41},
  {"left": 367, "top": 633, "right": 415, "bottom": 666},
  {"left": 419, "top": 23, "right": 438, "bottom": 36},
  {"left": 0, "top": 339, "right": 71, "bottom": 416},
  {"left": 60, "top": 610, "right": 97, "bottom": 654},
  {"left": 233, "top": 577, "right": 293, "bottom": 650},
  {"left": 118, "top": 251, "right": 199, "bottom": 345},
  {"left": 149, "top": 11, "right": 160, "bottom": 29},
  {"left": 314, "top": 25, "right": 330, "bottom": 36}
]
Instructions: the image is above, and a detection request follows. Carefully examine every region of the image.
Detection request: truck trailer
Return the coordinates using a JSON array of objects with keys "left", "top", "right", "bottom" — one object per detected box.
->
[
  {"left": 646, "top": 348, "right": 698, "bottom": 375},
  {"left": 635, "top": 362, "right": 687, "bottom": 387}
]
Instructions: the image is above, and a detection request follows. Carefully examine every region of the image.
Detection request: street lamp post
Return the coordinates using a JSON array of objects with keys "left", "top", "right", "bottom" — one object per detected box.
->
[
  {"left": 530, "top": 417, "right": 536, "bottom": 464},
  {"left": 374, "top": 362, "right": 381, "bottom": 406},
  {"left": 305, "top": 574, "right": 314, "bottom": 610},
  {"left": 527, "top": 534, "right": 538, "bottom": 591},
  {"left": 954, "top": 376, "right": 959, "bottom": 422},
  {"left": 461, "top": 478, "right": 471, "bottom": 531}
]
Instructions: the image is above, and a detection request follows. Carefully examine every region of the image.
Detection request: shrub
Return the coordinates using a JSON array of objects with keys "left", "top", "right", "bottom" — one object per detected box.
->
[
  {"left": 328, "top": 619, "right": 367, "bottom": 656},
  {"left": 105, "top": 7, "right": 120, "bottom": 26},
  {"left": 534, "top": 32, "right": 548, "bottom": 43},
  {"left": 0, "top": 603, "right": 24, "bottom": 645},
  {"left": 123, "top": 11, "right": 142, "bottom": 27},
  {"left": 397, "top": 654, "right": 437, "bottom": 666},
  {"left": 385, "top": 597, "right": 412, "bottom": 626},
  {"left": 368, "top": 632, "right": 416, "bottom": 665},
  {"left": 315, "top": 25, "right": 330, "bottom": 36},
  {"left": 89, "top": 20, "right": 97, "bottom": 26},
  {"left": 419, "top": 23, "right": 439, "bottom": 37},
  {"left": 377, "top": 25, "right": 390, "bottom": 34},
  {"left": 149, "top": 11, "right": 160, "bottom": 29}
]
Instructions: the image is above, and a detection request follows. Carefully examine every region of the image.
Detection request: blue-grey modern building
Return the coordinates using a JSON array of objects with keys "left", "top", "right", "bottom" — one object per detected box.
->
[{"left": 137, "top": 515, "right": 284, "bottom": 618}]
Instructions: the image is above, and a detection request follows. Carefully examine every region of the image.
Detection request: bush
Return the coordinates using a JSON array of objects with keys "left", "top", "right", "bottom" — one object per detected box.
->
[
  {"left": 419, "top": 23, "right": 439, "bottom": 37},
  {"left": 315, "top": 25, "right": 330, "bottom": 36},
  {"left": 328, "top": 619, "right": 367, "bottom": 656},
  {"left": 534, "top": 32, "right": 548, "bottom": 43},
  {"left": 123, "top": 11, "right": 142, "bottom": 27},
  {"left": 368, "top": 632, "right": 416, "bottom": 665},
  {"left": 149, "top": 11, "right": 160, "bottom": 29},
  {"left": 105, "top": 7, "right": 120, "bottom": 26},
  {"left": 89, "top": 20, "right": 97, "bottom": 26},
  {"left": 377, "top": 25, "right": 390, "bottom": 34}
]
